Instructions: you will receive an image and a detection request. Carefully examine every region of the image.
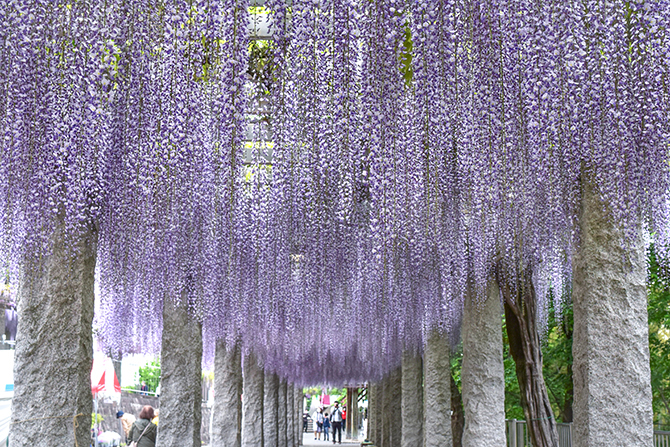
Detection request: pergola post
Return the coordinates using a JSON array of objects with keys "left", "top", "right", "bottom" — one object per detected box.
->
[
  {"left": 572, "top": 177, "right": 653, "bottom": 446},
  {"left": 381, "top": 367, "right": 402, "bottom": 447},
  {"left": 264, "top": 372, "right": 279, "bottom": 447},
  {"left": 287, "top": 383, "right": 295, "bottom": 447},
  {"left": 242, "top": 352, "right": 264, "bottom": 447},
  {"left": 9, "top": 221, "right": 97, "bottom": 447},
  {"left": 423, "top": 331, "right": 452, "bottom": 447},
  {"left": 461, "top": 280, "right": 506, "bottom": 447},
  {"left": 278, "top": 379, "right": 288, "bottom": 447},
  {"left": 158, "top": 293, "right": 203, "bottom": 447},
  {"left": 401, "top": 351, "right": 423, "bottom": 447},
  {"left": 212, "top": 339, "right": 243, "bottom": 447}
]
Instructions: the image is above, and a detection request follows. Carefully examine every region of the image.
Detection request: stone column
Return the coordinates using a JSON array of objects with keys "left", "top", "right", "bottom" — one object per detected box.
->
[
  {"left": 372, "top": 382, "right": 383, "bottom": 445},
  {"left": 401, "top": 351, "right": 423, "bottom": 447},
  {"left": 212, "top": 339, "right": 242, "bottom": 447},
  {"left": 461, "top": 281, "right": 506, "bottom": 447},
  {"left": 366, "top": 384, "right": 376, "bottom": 443},
  {"left": 278, "top": 379, "right": 288, "bottom": 447},
  {"left": 423, "top": 331, "right": 452, "bottom": 447},
  {"left": 572, "top": 178, "right": 653, "bottom": 446},
  {"left": 9, "top": 221, "right": 97, "bottom": 447},
  {"left": 264, "top": 372, "right": 279, "bottom": 447},
  {"left": 347, "top": 387, "right": 359, "bottom": 440},
  {"left": 382, "top": 367, "right": 402, "bottom": 447},
  {"left": 294, "top": 386, "right": 303, "bottom": 445},
  {"left": 158, "top": 293, "right": 203, "bottom": 447},
  {"left": 287, "top": 383, "right": 295, "bottom": 447},
  {"left": 242, "top": 352, "right": 264, "bottom": 447}
]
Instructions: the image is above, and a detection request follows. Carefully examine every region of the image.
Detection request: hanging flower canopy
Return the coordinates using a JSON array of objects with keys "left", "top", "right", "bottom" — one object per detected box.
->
[{"left": 0, "top": 0, "right": 668, "bottom": 384}]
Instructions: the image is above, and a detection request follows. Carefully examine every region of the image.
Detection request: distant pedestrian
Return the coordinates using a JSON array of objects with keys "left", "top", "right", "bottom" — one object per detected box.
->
[
  {"left": 128, "top": 405, "right": 157, "bottom": 447},
  {"left": 116, "top": 410, "right": 136, "bottom": 444},
  {"left": 323, "top": 413, "right": 331, "bottom": 441},
  {"left": 330, "top": 401, "right": 344, "bottom": 444},
  {"left": 315, "top": 408, "right": 324, "bottom": 440},
  {"left": 303, "top": 412, "right": 309, "bottom": 432},
  {"left": 342, "top": 405, "right": 347, "bottom": 432},
  {"left": 140, "top": 381, "right": 149, "bottom": 395}
]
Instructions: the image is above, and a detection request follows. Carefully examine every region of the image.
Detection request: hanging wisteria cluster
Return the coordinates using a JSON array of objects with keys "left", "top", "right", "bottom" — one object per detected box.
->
[{"left": 1, "top": 0, "right": 668, "bottom": 384}]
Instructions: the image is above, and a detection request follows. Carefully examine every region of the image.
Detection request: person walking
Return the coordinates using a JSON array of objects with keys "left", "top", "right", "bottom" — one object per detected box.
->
[
  {"left": 128, "top": 405, "right": 157, "bottom": 447},
  {"left": 315, "top": 408, "right": 324, "bottom": 440},
  {"left": 330, "top": 401, "right": 344, "bottom": 444},
  {"left": 323, "top": 413, "right": 331, "bottom": 441},
  {"left": 116, "top": 411, "right": 136, "bottom": 444}
]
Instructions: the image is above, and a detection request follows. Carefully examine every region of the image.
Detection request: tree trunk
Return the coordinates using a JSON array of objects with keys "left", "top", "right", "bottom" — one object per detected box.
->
[
  {"left": 212, "top": 339, "right": 242, "bottom": 447},
  {"left": 461, "top": 279, "right": 506, "bottom": 447},
  {"left": 497, "top": 264, "right": 559, "bottom": 447},
  {"left": 572, "top": 176, "right": 653, "bottom": 446},
  {"left": 450, "top": 372, "right": 464, "bottom": 447},
  {"left": 401, "top": 351, "right": 423, "bottom": 447},
  {"left": 423, "top": 331, "right": 452, "bottom": 447},
  {"left": 158, "top": 293, "right": 203, "bottom": 447},
  {"left": 242, "top": 352, "right": 264, "bottom": 447},
  {"left": 10, "top": 219, "right": 97, "bottom": 447}
]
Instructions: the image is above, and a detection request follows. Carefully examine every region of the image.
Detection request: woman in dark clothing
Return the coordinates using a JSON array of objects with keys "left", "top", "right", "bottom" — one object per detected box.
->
[{"left": 128, "top": 405, "right": 158, "bottom": 447}]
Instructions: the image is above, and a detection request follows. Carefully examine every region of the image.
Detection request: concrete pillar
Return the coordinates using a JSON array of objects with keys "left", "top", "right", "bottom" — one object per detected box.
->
[
  {"left": 371, "top": 382, "right": 383, "bottom": 445},
  {"left": 9, "top": 222, "right": 97, "bottom": 447},
  {"left": 423, "top": 331, "right": 452, "bottom": 447},
  {"left": 347, "top": 387, "right": 359, "bottom": 440},
  {"left": 264, "top": 372, "right": 279, "bottom": 447},
  {"left": 461, "top": 281, "right": 506, "bottom": 447},
  {"left": 287, "top": 383, "right": 295, "bottom": 447},
  {"left": 278, "top": 379, "right": 288, "bottom": 447},
  {"left": 366, "top": 384, "right": 375, "bottom": 442},
  {"left": 294, "top": 385, "right": 303, "bottom": 445},
  {"left": 572, "top": 178, "right": 653, "bottom": 446},
  {"left": 382, "top": 367, "right": 402, "bottom": 447},
  {"left": 157, "top": 293, "right": 203, "bottom": 447},
  {"left": 242, "top": 352, "right": 264, "bottom": 447},
  {"left": 401, "top": 351, "right": 423, "bottom": 447},
  {"left": 212, "top": 339, "right": 242, "bottom": 447}
]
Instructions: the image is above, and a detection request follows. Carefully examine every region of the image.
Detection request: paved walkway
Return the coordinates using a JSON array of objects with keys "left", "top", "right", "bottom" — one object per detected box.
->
[{"left": 302, "top": 432, "right": 361, "bottom": 446}]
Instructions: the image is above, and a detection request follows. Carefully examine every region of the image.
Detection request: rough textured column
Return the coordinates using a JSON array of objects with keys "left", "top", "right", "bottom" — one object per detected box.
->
[
  {"left": 264, "top": 372, "right": 278, "bottom": 447},
  {"left": 287, "top": 383, "right": 295, "bottom": 447},
  {"left": 294, "top": 386, "right": 303, "bottom": 445},
  {"left": 572, "top": 178, "right": 653, "bottom": 446},
  {"left": 382, "top": 368, "right": 402, "bottom": 447},
  {"left": 158, "top": 294, "right": 203, "bottom": 447},
  {"left": 401, "top": 351, "right": 423, "bottom": 447},
  {"left": 278, "top": 379, "right": 288, "bottom": 447},
  {"left": 9, "top": 222, "right": 97, "bottom": 447},
  {"left": 212, "top": 339, "right": 242, "bottom": 447},
  {"left": 372, "top": 382, "right": 383, "bottom": 445},
  {"left": 347, "top": 387, "right": 359, "bottom": 440},
  {"left": 366, "top": 384, "right": 375, "bottom": 443},
  {"left": 242, "top": 352, "right": 264, "bottom": 447},
  {"left": 423, "top": 331, "right": 452, "bottom": 447},
  {"left": 461, "top": 281, "right": 506, "bottom": 447}
]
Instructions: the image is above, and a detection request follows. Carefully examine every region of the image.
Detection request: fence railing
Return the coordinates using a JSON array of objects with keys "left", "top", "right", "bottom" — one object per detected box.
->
[
  {"left": 507, "top": 419, "right": 573, "bottom": 447},
  {"left": 655, "top": 430, "right": 670, "bottom": 447},
  {"left": 508, "top": 420, "right": 670, "bottom": 447}
]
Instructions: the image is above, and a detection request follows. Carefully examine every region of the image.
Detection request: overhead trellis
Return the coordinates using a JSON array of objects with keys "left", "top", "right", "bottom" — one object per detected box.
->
[{"left": 0, "top": 0, "right": 668, "bottom": 384}]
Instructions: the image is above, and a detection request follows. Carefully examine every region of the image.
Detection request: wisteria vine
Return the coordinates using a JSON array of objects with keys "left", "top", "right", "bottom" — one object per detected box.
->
[{"left": 0, "top": 0, "right": 668, "bottom": 384}]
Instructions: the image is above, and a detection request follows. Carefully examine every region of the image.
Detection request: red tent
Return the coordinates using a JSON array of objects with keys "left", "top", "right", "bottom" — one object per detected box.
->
[{"left": 90, "top": 356, "right": 121, "bottom": 401}]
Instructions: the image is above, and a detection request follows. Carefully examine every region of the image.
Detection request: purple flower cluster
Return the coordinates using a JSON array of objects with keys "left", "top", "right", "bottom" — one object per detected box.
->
[{"left": 0, "top": 1, "right": 668, "bottom": 384}]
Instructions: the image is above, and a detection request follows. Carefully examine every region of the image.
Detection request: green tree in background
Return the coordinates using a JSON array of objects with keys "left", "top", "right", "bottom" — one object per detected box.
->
[
  {"left": 649, "top": 246, "right": 670, "bottom": 429},
  {"left": 138, "top": 358, "right": 161, "bottom": 393}
]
